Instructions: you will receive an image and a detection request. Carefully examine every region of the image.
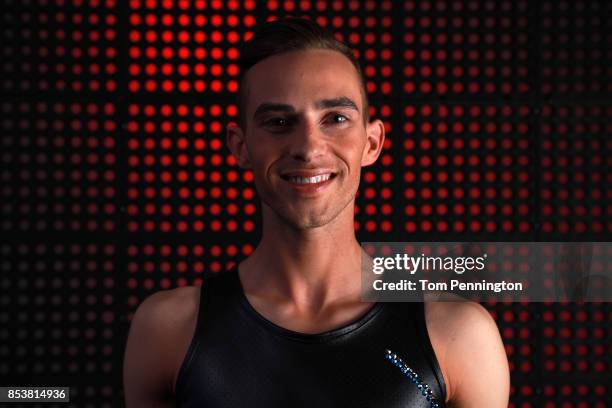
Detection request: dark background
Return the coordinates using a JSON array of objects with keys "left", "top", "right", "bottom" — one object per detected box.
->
[{"left": 1, "top": 0, "right": 610, "bottom": 407}]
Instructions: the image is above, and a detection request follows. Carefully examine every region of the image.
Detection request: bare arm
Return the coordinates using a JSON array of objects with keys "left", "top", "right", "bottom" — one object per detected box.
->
[
  {"left": 427, "top": 300, "right": 510, "bottom": 407},
  {"left": 123, "top": 288, "right": 198, "bottom": 407}
]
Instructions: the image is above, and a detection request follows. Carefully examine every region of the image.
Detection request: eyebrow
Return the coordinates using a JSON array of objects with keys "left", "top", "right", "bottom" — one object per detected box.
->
[
  {"left": 315, "top": 96, "right": 360, "bottom": 112},
  {"left": 252, "top": 96, "right": 360, "bottom": 121}
]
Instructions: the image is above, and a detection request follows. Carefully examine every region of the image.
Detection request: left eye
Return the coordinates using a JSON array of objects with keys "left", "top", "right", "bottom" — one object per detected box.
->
[{"left": 329, "top": 114, "right": 348, "bottom": 123}]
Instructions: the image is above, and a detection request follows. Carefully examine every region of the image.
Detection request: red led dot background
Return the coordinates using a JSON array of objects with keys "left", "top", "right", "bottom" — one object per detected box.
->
[{"left": 1, "top": 1, "right": 610, "bottom": 407}]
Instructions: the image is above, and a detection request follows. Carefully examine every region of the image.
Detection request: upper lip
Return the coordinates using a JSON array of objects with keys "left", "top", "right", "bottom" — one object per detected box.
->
[{"left": 280, "top": 170, "right": 337, "bottom": 178}]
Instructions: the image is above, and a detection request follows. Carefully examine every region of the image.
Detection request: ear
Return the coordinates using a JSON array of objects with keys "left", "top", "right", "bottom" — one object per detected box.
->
[
  {"left": 361, "top": 119, "right": 385, "bottom": 167},
  {"left": 226, "top": 122, "right": 252, "bottom": 169}
]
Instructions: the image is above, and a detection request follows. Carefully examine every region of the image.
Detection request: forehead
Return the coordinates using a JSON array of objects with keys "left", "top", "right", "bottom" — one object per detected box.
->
[{"left": 242, "top": 49, "right": 363, "bottom": 116}]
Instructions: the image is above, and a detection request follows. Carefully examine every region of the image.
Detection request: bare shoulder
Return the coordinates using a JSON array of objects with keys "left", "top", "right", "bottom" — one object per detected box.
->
[
  {"left": 136, "top": 285, "right": 200, "bottom": 325},
  {"left": 123, "top": 286, "right": 201, "bottom": 407},
  {"left": 424, "top": 294, "right": 510, "bottom": 407},
  {"left": 423, "top": 293, "right": 496, "bottom": 336}
]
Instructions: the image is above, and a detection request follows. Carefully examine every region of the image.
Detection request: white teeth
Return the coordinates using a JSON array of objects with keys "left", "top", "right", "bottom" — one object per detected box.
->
[{"left": 287, "top": 174, "right": 332, "bottom": 184}]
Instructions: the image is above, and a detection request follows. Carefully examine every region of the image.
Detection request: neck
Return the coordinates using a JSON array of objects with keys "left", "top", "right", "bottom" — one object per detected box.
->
[{"left": 240, "top": 201, "right": 367, "bottom": 313}]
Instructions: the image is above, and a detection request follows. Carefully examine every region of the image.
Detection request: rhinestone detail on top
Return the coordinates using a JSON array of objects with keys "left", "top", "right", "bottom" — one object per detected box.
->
[{"left": 385, "top": 349, "right": 440, "bottom": 408}]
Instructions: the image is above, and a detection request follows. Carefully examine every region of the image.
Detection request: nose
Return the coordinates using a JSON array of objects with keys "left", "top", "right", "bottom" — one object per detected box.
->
[{"left": 288, "top": 121, "right": 326, "bottom": 162}]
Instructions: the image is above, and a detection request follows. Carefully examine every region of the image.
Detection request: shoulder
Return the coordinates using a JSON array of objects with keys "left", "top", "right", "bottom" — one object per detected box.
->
[
  {"left": 128, "top": 286, "right": 201, "bottom": 358},
  {"left": 424, "top": 293, "right": 496, "bottom": 336},
  {"left": 133, "top": 285, "right": 200, "bottom": 327},
  {"left": 123, "top": 286, "right": 201, "bottom": 404},
  {"left": 424, "top": 295, "right": 510, "bottom": 407}
]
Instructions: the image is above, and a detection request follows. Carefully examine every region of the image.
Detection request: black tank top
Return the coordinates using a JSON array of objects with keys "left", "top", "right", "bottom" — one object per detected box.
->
[{"left": 175, "top": 265, "right": 447, "bottom": 407}]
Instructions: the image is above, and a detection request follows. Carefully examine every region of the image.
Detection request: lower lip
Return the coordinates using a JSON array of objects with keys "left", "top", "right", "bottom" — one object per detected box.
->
[{"left": 283, "top": 175, "right": 336, "bottom": 194}]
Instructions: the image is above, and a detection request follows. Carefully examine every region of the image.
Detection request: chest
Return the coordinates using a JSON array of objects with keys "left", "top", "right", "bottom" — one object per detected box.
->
[{"left": 177, "top": 332, "right": 443, "bottom": 407}]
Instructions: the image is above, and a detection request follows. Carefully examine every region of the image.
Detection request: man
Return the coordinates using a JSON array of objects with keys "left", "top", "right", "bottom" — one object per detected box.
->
[{"left": 123, "top": 18, "right": 509, "bottom": 407}]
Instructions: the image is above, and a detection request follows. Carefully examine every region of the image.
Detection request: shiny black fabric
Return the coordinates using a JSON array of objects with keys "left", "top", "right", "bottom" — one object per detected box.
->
[{"left": 175, "top": 265, "right": 447, "bottom": 407}]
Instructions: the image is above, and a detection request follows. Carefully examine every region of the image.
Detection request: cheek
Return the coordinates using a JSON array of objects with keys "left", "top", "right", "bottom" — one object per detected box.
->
[
  {"left": 335, "top": 142, "right": 366, "bottom": 174},
  {"left": 246, "top": 146, "right": 280, "bottom": 190},
  {"left": 247, "top": 144, "right": 274, "bottom": 169}
]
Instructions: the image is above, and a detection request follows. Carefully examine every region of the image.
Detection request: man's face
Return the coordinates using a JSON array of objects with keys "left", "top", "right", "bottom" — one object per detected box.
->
[{"left": 227, "top": 49, "right": 384, "bottom": 230}]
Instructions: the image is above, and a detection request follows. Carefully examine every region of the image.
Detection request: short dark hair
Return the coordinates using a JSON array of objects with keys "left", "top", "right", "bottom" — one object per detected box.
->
[{"left": 236, "top": 17, "right": 369, "bottom": 130}]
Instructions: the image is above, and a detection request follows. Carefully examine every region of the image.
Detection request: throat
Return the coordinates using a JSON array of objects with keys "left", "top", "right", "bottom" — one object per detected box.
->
[{"left": 244, "top": 292, "right": 378, "bottom": 335}]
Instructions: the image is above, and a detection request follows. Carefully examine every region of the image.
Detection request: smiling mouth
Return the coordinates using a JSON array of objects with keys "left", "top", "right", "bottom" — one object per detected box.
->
[{"left": 280, "top": 173, "right": 337, "bottom": 185}]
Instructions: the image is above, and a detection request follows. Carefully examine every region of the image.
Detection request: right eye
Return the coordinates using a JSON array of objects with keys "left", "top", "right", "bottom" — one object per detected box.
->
[{"left": 264, "top": 117, "right": 289, "bottom": 127}]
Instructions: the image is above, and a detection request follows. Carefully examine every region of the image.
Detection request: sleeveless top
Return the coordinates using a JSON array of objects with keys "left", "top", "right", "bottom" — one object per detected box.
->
[{"left": 174, "top": 265, "right": 447, "bottom": 407}]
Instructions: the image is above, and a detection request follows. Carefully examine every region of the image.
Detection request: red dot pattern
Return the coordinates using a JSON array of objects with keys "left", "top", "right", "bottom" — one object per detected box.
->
[
  {"left": 1, "top": 101, "right": 117, "bottom": 232},
  {"left": 401, "top": 1, "right": 531, "bottom": 97},
  {"left": 2, "top": 0, "right": 118, "bottom": 93},
  {"left": 127, "top": 0, "right": 253, "bottom": 94},
  {"left": 539, "top": 105, "right": 611, "bottom": 237},
  {"left": 0, "top": 243, "right": 116, "bottom": 406},
  {"left": 126, "top": 102, "right": 256, "bottom": 233},
  {"left": 540, "top": 1, "right": 611, "bottom": 97},
  {"left": 126, "top": 243, "right": 253, "bottom": 316},
  {"left": 401, "top": 104, "right": 532, "bottom": 237},
  {"left": 1, "top": 1, "right": 610, "bottom": 407}
]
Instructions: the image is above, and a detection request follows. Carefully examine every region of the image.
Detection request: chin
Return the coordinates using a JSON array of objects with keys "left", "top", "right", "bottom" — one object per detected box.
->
[
  {"left": 278, "top": 199, "right": 356, "bottom": 230},
  {"left": 281, "top": 209, "right": 336, "bottom": 230},
  {"left": 259, "top": 185, "right": 356, "bottom": 230},
  {"left": 293, "top": 216, "right": 335, "bottom": 230},
  {"left": 260, "top": 198, "right": 333, "bottom": 230}
]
